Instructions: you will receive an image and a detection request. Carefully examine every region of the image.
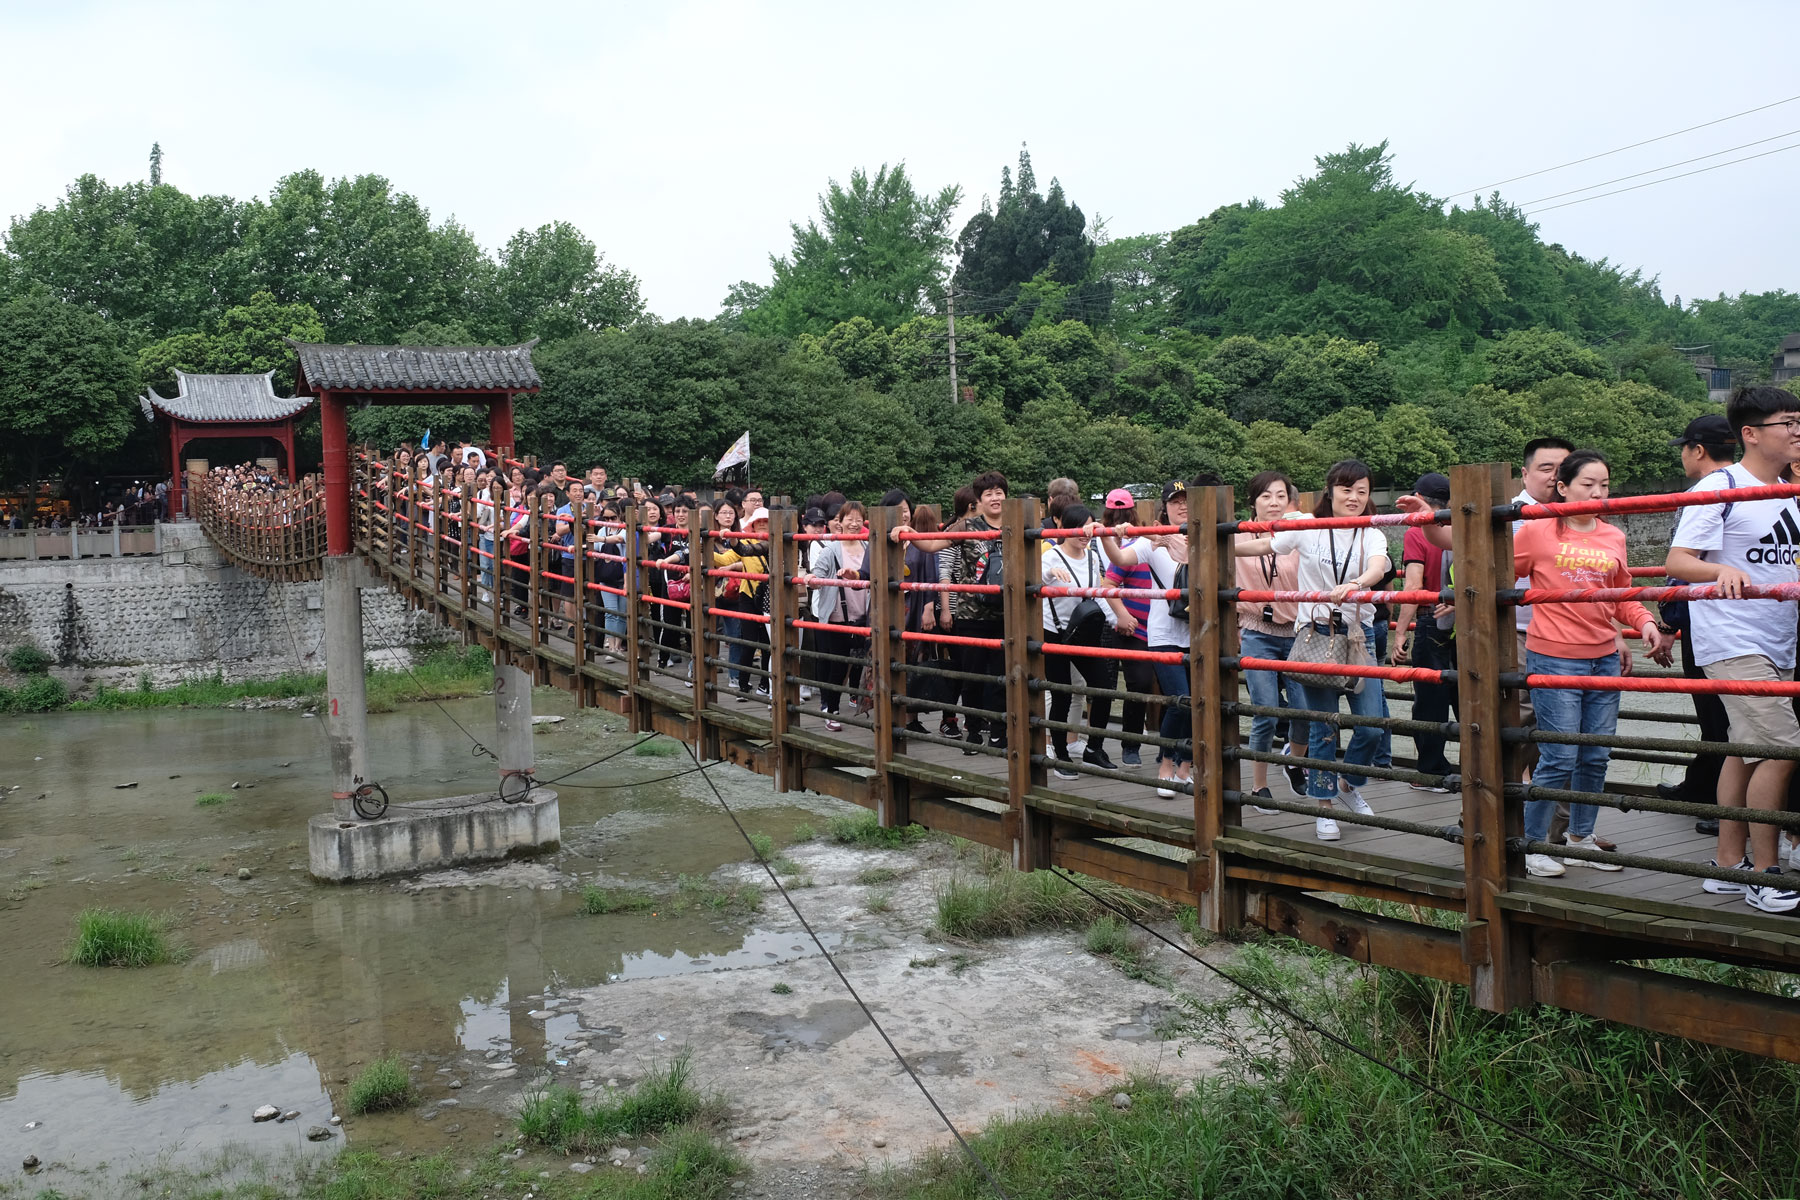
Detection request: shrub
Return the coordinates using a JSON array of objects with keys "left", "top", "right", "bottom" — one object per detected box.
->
[
  {"left": 792, "top": 822, "right": 817, "bottom": 842},
  {"left": 6, "top": 643, "right": 51, "bottom": 674},
  {"left": 0, "top": 674, "right": 67, "bottom": 713},
  {"left": 748, "top": 832, "right": 775, "bottom": 860},
  {"left": 346, "top": 1055, "right": 413, "bottom": 1114},
  {"left": 67, "top": 908, "right": 175, "bottom": 967},
  {"left": 581, "top": 886, "right": 656, "bottom": 915}
]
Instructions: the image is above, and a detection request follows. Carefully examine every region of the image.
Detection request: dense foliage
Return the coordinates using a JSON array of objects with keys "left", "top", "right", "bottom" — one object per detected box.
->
[{"left": 3, "top": 142, "right": 1796, "bottom": 497}]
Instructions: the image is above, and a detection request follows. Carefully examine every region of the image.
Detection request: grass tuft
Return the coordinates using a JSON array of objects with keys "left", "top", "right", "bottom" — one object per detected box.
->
[
  {"left": 67, "top": 908, "right": 175, "bottom": 967},
  {"left": 345, "top": 1055, "right": 413, "bottom": 1115},
  {"left": 771, "top": 982, "right": 793, "bottom": 995},
  {"left": 935, "top": 869, "right": 1168, "bottom": 940},
  {"left": 6, "top": 642, "right": 52, "bottom": 674},
  {"left": 827, "top": 811, "right": 927, "bottom": 849},
  {"left": 632, "top": 737, "right": 680, "bottom": 757},
  {"left": 791, "top": 822, "right": 817, "bottom": 842},
  {"left": 1083, "top": 916, "right": 1168, "bottom": 985},
  {"left": 194, "top": 792, "right": 230, "bottom": 808},
  {"left": 857, "top": 866, "right": 903, "bottom": 885},
  {"left": 747, "top": 832, "right": 775, "bottom": 860},
  {"left": 674, "top": 874, "right": 763, "bottom": 915},
  {"left": 519, "top": 1050, "right": 718, "bottom": 1153},
  {"left": 581, "top": 886, "right": 657, "bottom": 915},
  {"left": 865, "top": 888, "right": 895, "bottom": 914}
]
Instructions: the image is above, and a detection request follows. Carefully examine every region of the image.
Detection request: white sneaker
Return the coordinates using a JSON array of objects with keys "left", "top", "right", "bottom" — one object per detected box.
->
[
  {"left": 1786, "top": 838, "right": 1800, "bottom": 872},
  {"left": 1156, "top": 782, "right": 1176, "bottom": 799},
  {"left": 1561, "top": 834, "right": 1622, "bottom": 871},
  {"left": 800, "top": 686, "right": 814, "bottom": 702},
  {"left": 1746, "top": 868, "right": 1800, "bottom": 914},
  {"left": 1525, "top": 853, "right": 1566, "bottom": 877},
  {"left": 1067, "top": 737, "right": 1087, "bottom": 757},
  {"left": 1337, "top": 782, "right": 1374, "bottom": 816},
  {"left": 1702, "top": 857, "right": 1753, "bottom": 895},
  {"left": 1315, "top": 817, "right": 1340, "bottom": 841}
]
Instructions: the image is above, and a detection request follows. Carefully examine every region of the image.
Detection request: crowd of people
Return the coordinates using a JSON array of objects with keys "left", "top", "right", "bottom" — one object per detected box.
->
[
  {"left": 364, "top": 389, "right": 1800, "bottom": 916},
  {"left": 3, "top": 478, "right": 175, "bottom": 529}
]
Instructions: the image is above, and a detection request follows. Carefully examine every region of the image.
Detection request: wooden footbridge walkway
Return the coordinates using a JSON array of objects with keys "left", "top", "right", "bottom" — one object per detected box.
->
[{"left": 193, "top": 457, "right": 1800, "bottom": 1064}]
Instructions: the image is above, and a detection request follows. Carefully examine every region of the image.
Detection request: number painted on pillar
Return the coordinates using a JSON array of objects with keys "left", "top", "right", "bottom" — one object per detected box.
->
[
  {"left": 331, "top": 698, "right": 339, "bottom": 716},
  {"left": 496, "top": 675, "right": 507, "bottom": 692}
]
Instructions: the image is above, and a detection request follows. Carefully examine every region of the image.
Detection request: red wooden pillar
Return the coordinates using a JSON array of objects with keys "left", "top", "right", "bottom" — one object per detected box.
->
[
  {"left": 489, "top": 394, "right": 515, "bottom": 465},
  {"left": 168, "top": 424, "right": 186, "bottom": 519},
  {"left": 320, "top": 390, "right": 352, "bottom": 557},
  {"left": 280, "top": 419, "right": 297, "bottom": 485}
]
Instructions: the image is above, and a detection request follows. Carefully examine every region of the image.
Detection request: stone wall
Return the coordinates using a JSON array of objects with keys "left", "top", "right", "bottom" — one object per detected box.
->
[{"left": 0, "top": 523, "right": 449, "bottom": 686}]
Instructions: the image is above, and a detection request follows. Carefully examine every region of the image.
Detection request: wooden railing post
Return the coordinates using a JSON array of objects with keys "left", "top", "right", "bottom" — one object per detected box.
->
[
  {"left": 869, "top": 506, "right": 905, "bottom": 828},
  {"left": 431, "top": 480, "right": 445, "bottom": 594},
  {"left": 691, "top": 505, "right": 716, "bottom": 757},
  {"left": 767, "top": 508, "right": 799, "bottom": 792},
  {"left": 528, "top": 500, "right": 543, "bottom": 655},
  {"left": 623, "top": 506, "right": 645, "bottom": 732},
  {"left": 570, "top": 499, "right": 588, "bottom": 679},
  {"left": 1453, "top": 462, "right": 1530, "bottom": 1011},
  {"left": 1193, "top": 484, "right": 1242, "bottom": 931},
  {"left": 1002, "top": 497, "right": 1049, "bottom": 870}
]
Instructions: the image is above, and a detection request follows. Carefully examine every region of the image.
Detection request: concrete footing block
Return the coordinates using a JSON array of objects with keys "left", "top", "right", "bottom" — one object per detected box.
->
[{"left": 307, "top": 789, "right": 560, "bottom": 882}]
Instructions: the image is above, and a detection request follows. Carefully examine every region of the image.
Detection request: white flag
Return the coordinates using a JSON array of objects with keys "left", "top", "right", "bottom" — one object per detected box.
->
[{"left": 713, "top": 431, "right": 751, "bottom": 478}]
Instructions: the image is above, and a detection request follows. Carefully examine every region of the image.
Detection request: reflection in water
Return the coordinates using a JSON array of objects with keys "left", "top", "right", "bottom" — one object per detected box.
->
[{"left": 0, "top": 698, "right": 848, "bottom": 1179}]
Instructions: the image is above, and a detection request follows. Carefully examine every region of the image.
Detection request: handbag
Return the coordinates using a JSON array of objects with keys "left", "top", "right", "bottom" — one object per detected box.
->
[
  {"left": 1285, "top": 616, "right": 1371, "bottom": 694},
  {"left": 1049, "top": 548, "right": 1106, "bottom": 636},
  {"left": 666, "top": 575, "right": 691, "bottom": 601}
]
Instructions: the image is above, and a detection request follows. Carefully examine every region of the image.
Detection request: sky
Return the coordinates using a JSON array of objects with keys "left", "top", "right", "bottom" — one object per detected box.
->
[{"left": 3, "top": 0, "right": 1796, "bottom": 323}]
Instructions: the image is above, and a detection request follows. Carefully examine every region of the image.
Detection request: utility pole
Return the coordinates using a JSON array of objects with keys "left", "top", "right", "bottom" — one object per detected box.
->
[{"left": 947, "top": 291, "right": 959, "bottom": 404}]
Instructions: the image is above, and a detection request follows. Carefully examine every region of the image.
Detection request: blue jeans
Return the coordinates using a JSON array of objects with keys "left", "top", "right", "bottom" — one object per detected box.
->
[
  {"left": 1525, "top": 649, "right": 1620, "bottom": 844},
  {"left": 478, "top": 533, "right": 494, "bottom": 591},
  {"left": 601, "top": 587, "right": 626, "bottom": 637},
  {"left": 1295, "top": 624, "right": 1383, "bottom": 800},
  {"left": 1240, "top": 628, "right": 1310, "bottom": 755},
  {"left": 1149, "top": 647, "right": 1191, "bottom": 766}
]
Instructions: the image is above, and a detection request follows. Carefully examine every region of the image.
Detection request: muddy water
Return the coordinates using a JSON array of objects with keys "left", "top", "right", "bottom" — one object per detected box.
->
[{"left": 0, "top": 695, "right": 850, "bottom": 1183}]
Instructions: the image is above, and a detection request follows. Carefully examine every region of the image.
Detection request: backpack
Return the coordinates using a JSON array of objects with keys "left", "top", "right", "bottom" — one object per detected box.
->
[
  {"left": 974, "top": 542, "right": 1004, "bottom": 609},
  {"left": 1147, "top": 555, "right": 1190, "bottom": 623},
  {"left": 1663, "top": 467, "right": 1740, "bottom": 633}
]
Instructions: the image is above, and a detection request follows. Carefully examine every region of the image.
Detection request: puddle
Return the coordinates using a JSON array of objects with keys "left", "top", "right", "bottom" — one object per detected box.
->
[
  {"left": 0, "top": 696, "right": 853, "bottom": 1181},
  {"left": 727, "top": 1000, "right": 871, "bottom": 1055},
  {"left": 1109, "top": 1001, "right": 1182, "bottom": 1042}
]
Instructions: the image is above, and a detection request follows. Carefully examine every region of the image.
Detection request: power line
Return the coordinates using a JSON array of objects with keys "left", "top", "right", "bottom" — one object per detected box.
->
[
  {"left": 683, "top": 740, "right": 1015, "bottom": 1199},
  {"left": 1446, "top": 91, "right": 1800, "bottom": 196},
  {"left": 1525, "top": 140, "right": 1800, "bottom": 215},
  {"left": 1517, "top": 126, "right": 1800, "bottom": 206},
  {"left": 1048, "top": 868, "right": 1663, "bottom": 1199}
]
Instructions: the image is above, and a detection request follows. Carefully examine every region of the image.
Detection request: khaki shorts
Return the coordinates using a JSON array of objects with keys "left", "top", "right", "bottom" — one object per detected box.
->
[{"left": 1703, "top": 655, "right": 1800, "bottom": 764}]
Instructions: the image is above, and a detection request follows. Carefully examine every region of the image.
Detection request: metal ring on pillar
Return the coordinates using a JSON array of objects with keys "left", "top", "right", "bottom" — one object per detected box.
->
[
  {"left": 499, "top": 769, "right": 536, "bottom": 805},
  {"left": 351, "top": 782, "right": 389, "bottom": 820}
]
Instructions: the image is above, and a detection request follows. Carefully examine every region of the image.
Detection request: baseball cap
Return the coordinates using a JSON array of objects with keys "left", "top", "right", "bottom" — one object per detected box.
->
[
  {"left": 1161, "top": 481, "right": 1189, "bottom": 505},
  {"left": 802, "top": 506, "right": 828, "bottom": 527},
  {"left": 1412, "top": 472, "right": 1451, "bottom": 503},
  {"left": 1670, "top": 413, "right": 1736, "bottom": 448},
  {"left": 1104, "top": 487, "right": 1135, "bottom": 510}
]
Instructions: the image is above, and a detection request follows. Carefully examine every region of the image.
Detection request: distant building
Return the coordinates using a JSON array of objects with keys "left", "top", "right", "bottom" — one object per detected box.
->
[
  {"left": 1773, "top": 333, "right": 1800, "bottom": 383},
  {"left": 1678, "top": 346, "right": 1736, "bottom": 402}
]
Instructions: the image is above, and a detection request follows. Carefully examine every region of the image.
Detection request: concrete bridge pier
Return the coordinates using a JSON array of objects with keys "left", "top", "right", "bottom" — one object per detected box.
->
[
  {"left": 494, "top": 653, "right": 535, "bottom": 797},
  {"left": 322, "top": 555, "right": 370, "bottom": 821}
]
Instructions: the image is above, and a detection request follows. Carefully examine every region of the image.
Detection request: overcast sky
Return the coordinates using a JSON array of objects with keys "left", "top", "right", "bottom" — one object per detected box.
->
[{"left": 4, "top": 0, "right": 1795, "bottom": 323}]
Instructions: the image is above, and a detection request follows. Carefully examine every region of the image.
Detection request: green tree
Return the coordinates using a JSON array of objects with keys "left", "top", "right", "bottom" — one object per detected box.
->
[
  {"left": 138, "top": 291, "right": 325, "bottom": 395},
  {"left": 0, "top": 293, "right": 139, "bottom": 486},
  {"left": 1426, "top": 385, "right": 1531, "bottom": 466},
  {"left": 1310, "top": 407, "right": 1395, "bottom": 481},
  {"left": 952, "top": 148, "right": 1109, "bottom": 335},
  {"left": 1381, "top": 402, "right": 1459, "bottom": 485},
  {"left": 1482, "top": 327, "right": 1612, "bottom": 392},
  {"left": 816, "top": 317, "right": 895, "bottom": 385},
  {"left": 1090, "top": 232, "right": 1170, "bottom": 343},
  {"left": 492, "top": 221, "right": 643, "bottom": 343},
  {"left": 1244, "top": 420, "right": 1334, "bottom": 491},
  {"left": 743, "top": 164, "right": 961, "bottom": 337}
]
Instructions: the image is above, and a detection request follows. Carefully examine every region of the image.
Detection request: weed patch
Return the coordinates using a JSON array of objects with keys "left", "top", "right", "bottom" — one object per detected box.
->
[
  {"left": 673, "top": 874, "right": 762, "bottom": 916},
  {"left": 771, "top": 982, "right": 793, "bottom": 995},
  {"left": 857, "top": 866, "right": 903, "bottom": 885},
  {"left": 935, "top": 869, "right": 1168, "bottom": 940},
  {"left": 632, "top": 737, "right": 680, "bottom": 757},
  {"left": 1083, "top": 916, "right": 1169, "bottom": 986},
  {"left": 581, "top": 886, "right": 657, "bottom": 915},
  {"left": 0, "top": 674, "right": 67, "bottom": 712},
  {"left": 827, "top": 811, "right": 927, "bottom": 849},
  {"left": 865, "top": 888, "right": 895, "bottom": 914},
  {"left": 194, "top": 792, "right": 229, "bottom": 808},
  {"left": 67, "top": 908, "right": 176, "bottom": 967},
  {"left": 6, "top": 643, "right": 51, "bottom": 674},
  {"left": 346, "top": 1055, "right": 413, "bottom": 1114},
  {"left": 791, "top": 822, "right": 816, "bottom": 842},
  {"left": 519, "top": 1051, "right": 719, "bottom": 1153},
  {"left": 747, "top": 832, "right": 775, "bottom": 860}
]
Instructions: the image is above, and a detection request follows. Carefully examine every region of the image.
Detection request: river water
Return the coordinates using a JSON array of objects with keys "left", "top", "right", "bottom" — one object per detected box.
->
[{"left": 0, "top": 695, "right": 850, "bottom": 1186}]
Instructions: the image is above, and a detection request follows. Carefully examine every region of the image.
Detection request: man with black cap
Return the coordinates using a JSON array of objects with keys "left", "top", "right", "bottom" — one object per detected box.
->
[
  {"left": 1658, "top": 413, "right": 1739, "bottom": 831},
  {"left": 1394, "top": 472, "right": 1457, "bottom": 786}
]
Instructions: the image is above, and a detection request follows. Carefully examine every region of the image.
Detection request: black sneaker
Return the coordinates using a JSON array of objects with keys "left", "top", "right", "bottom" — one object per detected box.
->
[
  {"left": 989, "top": 732, "right": 1008, "bottom": 753},
  {"left": 1280, "top": 745, "right": 1307, "bottom": 797},
  {"left": 963, "top": 729, "right": 982, "bottom": 757},
  {"left": 1082, "top": 746, "right": 1118, "bottom": 771},
  {"left": 1051, "top": 753, "right": 1079, "bottom": 782},
  {"left": 903, "top": 720, "right": 928, "bottom": 735},
  {"left": 1249, "top": 787, "right": 1279, "bottom": 815},
  {"left": 940, "top": 718, "right": 962, "bottom": 738}
]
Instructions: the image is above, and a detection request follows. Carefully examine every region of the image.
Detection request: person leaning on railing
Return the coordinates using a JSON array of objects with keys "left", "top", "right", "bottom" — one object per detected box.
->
[
  {"left": 1667, "top": 384, "right": 1800, "bottom": 915},
  {"left": 1233, "top": 471, "right": 1311, "bottom": 812},
  {"left": 1511, "top": 449, "right": 1667, "bottom": 879},
  {"left": 1234, "top": 460, "right": 1391, "bottom": 842}
]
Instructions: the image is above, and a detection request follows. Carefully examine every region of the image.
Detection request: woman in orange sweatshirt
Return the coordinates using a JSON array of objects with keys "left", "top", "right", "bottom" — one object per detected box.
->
[{"left": 1514, "top": 449, "right": 1668, "bottom": 877}]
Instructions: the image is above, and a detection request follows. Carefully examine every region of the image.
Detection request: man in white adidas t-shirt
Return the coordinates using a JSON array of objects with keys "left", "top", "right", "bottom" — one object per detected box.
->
[{"left": 1667, "top": 386, "right": 1800, "bottom": 915}]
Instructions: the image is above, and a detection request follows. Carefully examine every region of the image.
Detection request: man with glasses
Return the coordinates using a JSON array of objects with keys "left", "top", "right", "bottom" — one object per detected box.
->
[{"left": 1667, "top": 387, "right": 1800, "bottom": 913}]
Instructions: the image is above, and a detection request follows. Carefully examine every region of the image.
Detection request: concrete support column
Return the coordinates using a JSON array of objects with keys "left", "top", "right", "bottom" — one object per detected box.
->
[
  {"left": 495, "top": 653, "right": 535, "bottom": 794},
  {"left": 324, "top": 555, "right": 370, "bottom": 820}
]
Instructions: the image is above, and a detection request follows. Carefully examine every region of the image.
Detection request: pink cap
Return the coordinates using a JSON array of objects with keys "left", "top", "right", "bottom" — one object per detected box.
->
[{"left": 1104, "top": 488, "right": 1135, "bottom": 510}]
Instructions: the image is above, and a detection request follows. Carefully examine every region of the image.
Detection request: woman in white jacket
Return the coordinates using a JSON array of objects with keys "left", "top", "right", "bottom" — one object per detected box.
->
[{"left": 1236, "top": 460, "right": 1391, "bottom": 842}]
